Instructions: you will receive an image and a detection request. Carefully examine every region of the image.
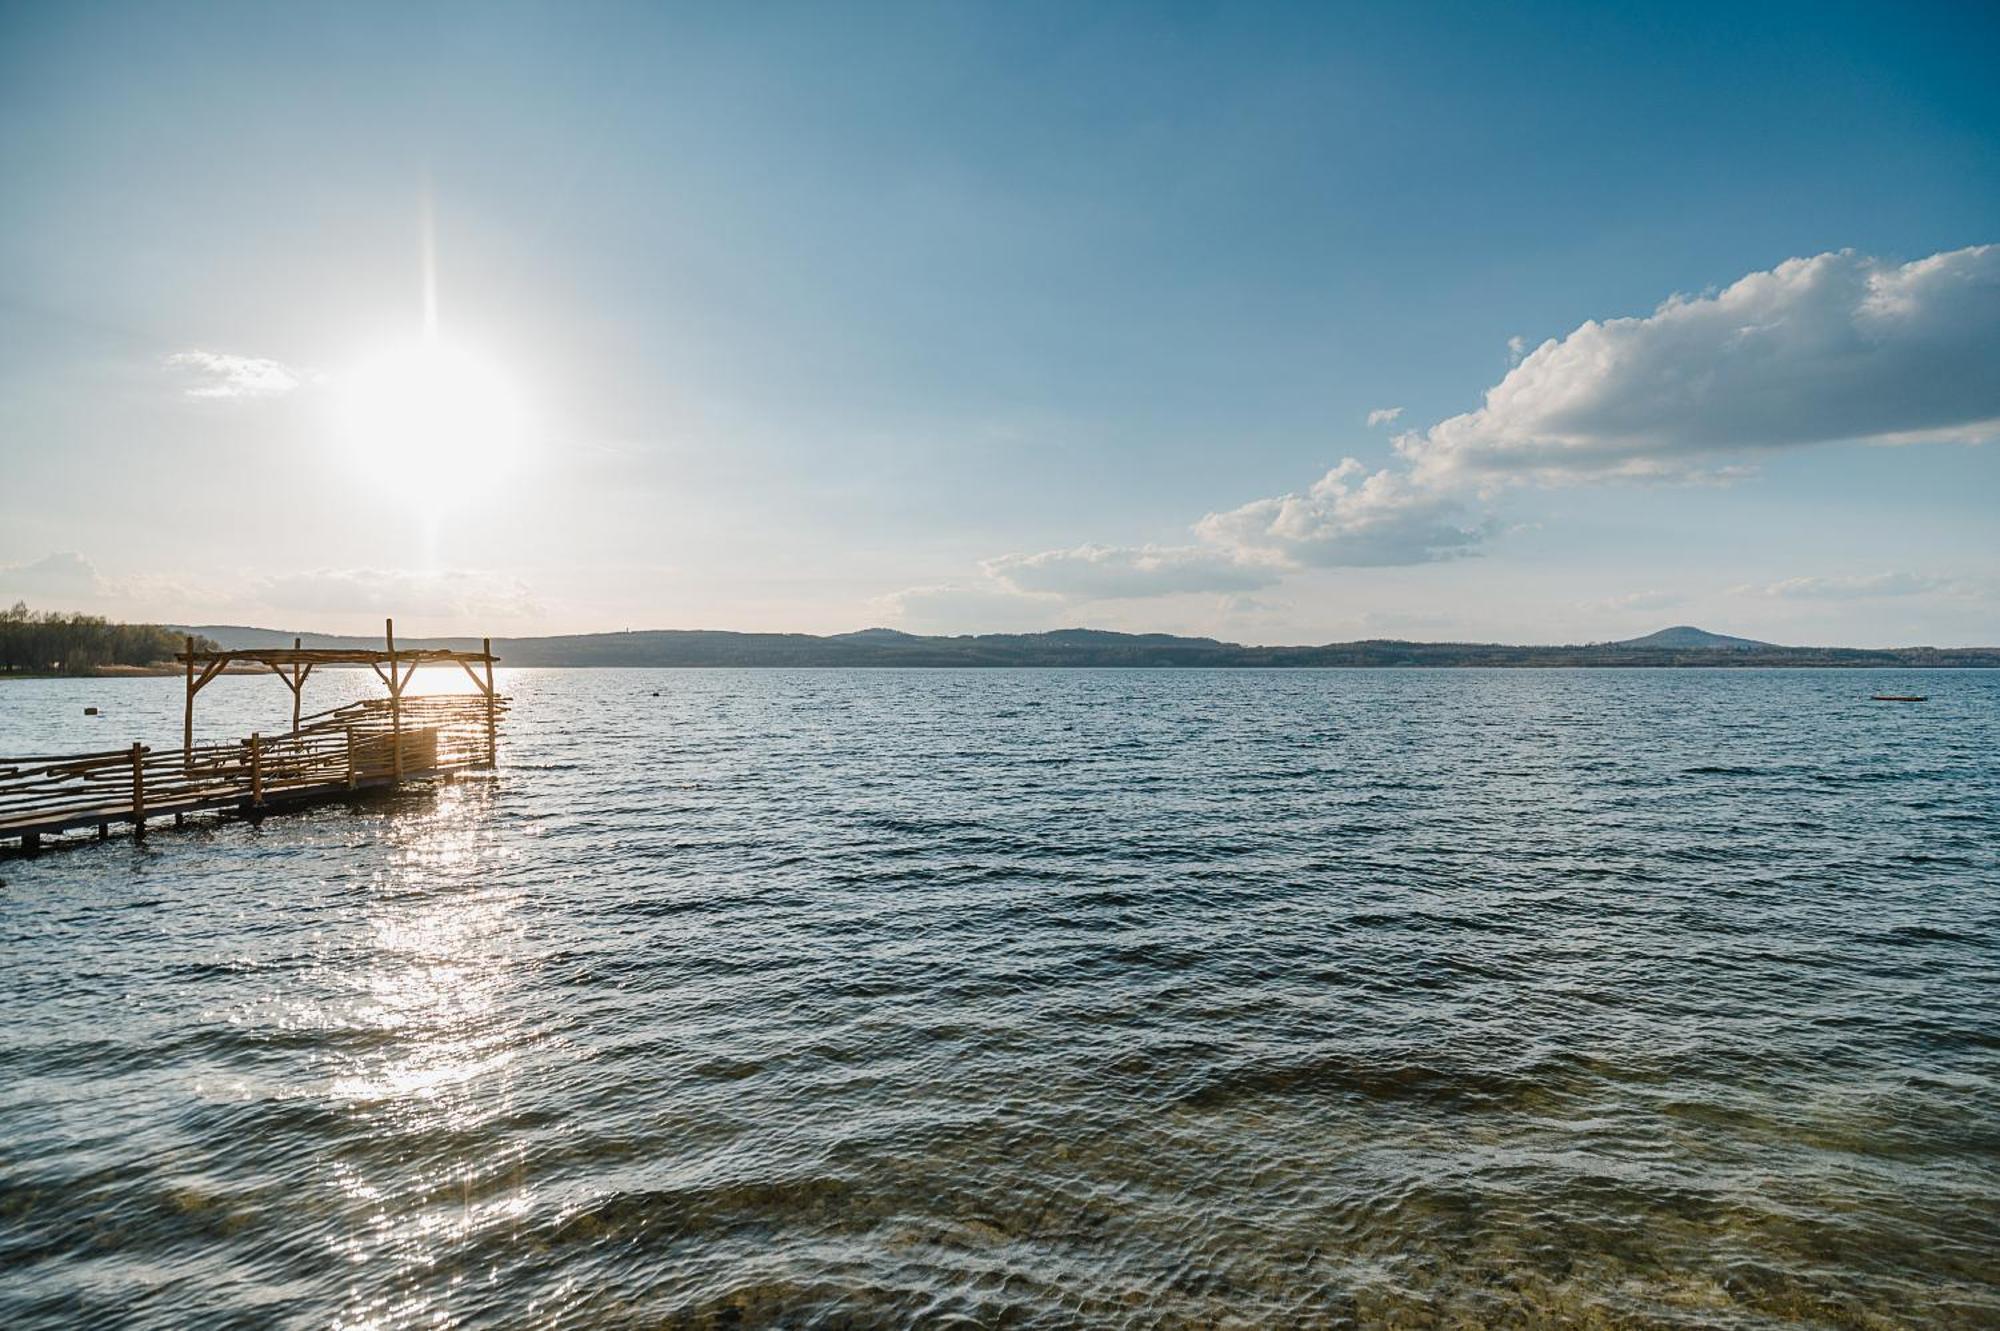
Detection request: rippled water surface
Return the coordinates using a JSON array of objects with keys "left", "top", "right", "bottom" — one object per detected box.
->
[{"left": 3, "top": 668, "right": 1998, "bottom": 1329}]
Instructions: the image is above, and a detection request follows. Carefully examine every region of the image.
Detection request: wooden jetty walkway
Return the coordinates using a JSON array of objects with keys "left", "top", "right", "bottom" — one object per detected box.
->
[{"left": 2, "top": 619, "right": 507, "bottom": 852}]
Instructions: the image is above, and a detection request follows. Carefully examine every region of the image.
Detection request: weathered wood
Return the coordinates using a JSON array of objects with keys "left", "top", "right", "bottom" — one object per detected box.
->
[
  {"left": 11, "top": 619, "right": 508, "bottom": 848},
  {"left": 483, "top": 637, "right": 497, "bottom": 765},
  {"left": 387, "top": 618, "right": 403, "bottom": 781},
  {"left": 183, "top": 635, "right": 195, "bottom": 765},
  {"left": 130, "top": 742, "right": 147, "bottom": 837},
  {"left": 175, "top": 647, "right": 496, "bottom": 667}
]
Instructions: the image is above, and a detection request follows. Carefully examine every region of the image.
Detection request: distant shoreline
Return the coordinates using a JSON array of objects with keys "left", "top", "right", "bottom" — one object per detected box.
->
[{"left": 7, "top": 658, "right": 1997, "bottom": 677}]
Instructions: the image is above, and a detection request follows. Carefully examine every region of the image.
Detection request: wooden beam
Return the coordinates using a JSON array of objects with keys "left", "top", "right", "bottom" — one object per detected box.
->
[
  {"left": 192, "top": 658, "right": 227, "bottom": 694},
  {"left": 183, "top": 635, "right": 195, "bottom": 767},
  {"left": 482, "top": 636, "right": 497, "bottom": 766},
  {"left": 130, "top": 742, "right": 146, "bottom": 837},
  {"left": 386, "top": 618, "right": 403, "bottom": 782}
]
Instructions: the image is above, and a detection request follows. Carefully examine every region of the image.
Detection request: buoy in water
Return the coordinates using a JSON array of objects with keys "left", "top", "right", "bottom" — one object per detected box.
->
[{"left": 83, "top": 706, "right": 99, "bottom": 715}]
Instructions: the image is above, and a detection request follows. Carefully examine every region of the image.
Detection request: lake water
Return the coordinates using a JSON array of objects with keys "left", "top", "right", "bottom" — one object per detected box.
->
[{"left": 2, "top": 668, "right": 1997, "bottom": 1328}]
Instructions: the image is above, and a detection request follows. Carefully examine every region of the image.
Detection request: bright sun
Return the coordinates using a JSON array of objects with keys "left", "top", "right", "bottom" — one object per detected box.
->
[{"left": 339, "top": 340, "right": 525, "bottom": 497}]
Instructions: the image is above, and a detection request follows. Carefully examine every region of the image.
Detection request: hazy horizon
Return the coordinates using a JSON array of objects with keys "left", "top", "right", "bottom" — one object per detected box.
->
[
  {"left": 4, "top": 3, "right": 1997, "bottom": 648},
  {"left": 149, "top": 617, "right": 1994, "bottom": 655}
]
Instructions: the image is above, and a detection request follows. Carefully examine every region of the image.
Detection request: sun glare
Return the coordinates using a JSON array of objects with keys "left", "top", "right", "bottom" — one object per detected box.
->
[{"left": 339, "top": 341, "right": 526, "bottom": 498}]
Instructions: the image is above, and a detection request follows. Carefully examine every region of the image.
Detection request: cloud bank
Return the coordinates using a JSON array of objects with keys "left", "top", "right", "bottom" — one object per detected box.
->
[
  {"left": 985, "top": 543, "right": 1278, "bottom": 600},
  {"left": 1399, "top": 245, "right": 2000, "bottom": 485},
  {"left": 1736, "top": 571, "right": 1990, "bottom": 601},
  {"left": 0, "top": 551, "right": 106, "bottom": 601}
]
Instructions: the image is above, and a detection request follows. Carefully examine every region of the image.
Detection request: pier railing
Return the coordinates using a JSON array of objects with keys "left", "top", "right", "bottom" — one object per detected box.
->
[{"left": 1, "top": 692, "right": 506, "bottom": 848}]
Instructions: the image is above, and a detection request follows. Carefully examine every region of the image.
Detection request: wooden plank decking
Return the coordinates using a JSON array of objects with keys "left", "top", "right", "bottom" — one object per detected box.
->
[{"left": 2, "top": 692, "right": 507, "bottom": 851}]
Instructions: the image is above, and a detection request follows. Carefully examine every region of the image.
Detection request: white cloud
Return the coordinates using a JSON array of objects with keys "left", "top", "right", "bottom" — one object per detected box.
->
[
  {"left": 1735, "top": 571, "right": 1989, "bottom": 601},
  {"left": 1365, "top": 406, "right": 1404, "bottom": 428},
  {"left": 984, "top": 543, "right": 1279, "bottom": 600},
  {"left": 166, "top": 349, "right": 304, "bottom": 400},
  {"left": 0, "top": 551, "right": 107, "bottom": 601},
  {"left": 0, "top": 552, "right": 222, "bottom": 616},
  {"left": 253, "top": 568, "right": 539, "bottom": 619},
  {"left": 873, "top": 581, "right": 1065, "bottom": 633},
  {"left": 1193, "top": 458, "right": 1484, "bottom": 568},
  {"left": 1399, "top": 245, "right": 2000, "bottom": 486},
  {"left": 895, "top": 456, "right": 1488, "bottom": 614},
  {"left": 1506, "top": 334, "right": 1527, "bottom": 362}
]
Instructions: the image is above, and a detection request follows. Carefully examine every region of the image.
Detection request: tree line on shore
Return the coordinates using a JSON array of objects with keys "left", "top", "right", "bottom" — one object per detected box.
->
[{"left": 0, "top": 604, "right": 215, "bottom": 675}]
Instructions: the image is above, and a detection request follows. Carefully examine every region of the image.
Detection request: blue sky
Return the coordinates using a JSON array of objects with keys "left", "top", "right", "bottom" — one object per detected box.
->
[{"left": 2, "top": 1, "right": 1995, "bottom": 644}]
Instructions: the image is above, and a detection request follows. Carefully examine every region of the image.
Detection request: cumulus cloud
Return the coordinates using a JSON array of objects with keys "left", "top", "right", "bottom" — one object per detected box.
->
[
  {"left": 1193, "top": 458, "right": 1485, "bottom": 568},
  {"left": 984, "top": 543, "right": 1279, "bottom": 600},
  {"left": 254, "top": 568, "right": 539, "bottom": 619},
  {"left": 167, "top": 349, "right": 305, "bottom": 399},
  {"left": 1399, "top": 245, "right": 2000, "bottom": 486},
  {"left": 1735, "top": 571, "right": 1988, "bottom": 601},
  {"left": 1365, "top": 406, "right": 1404, "bottom": 428},
  {"left": 896, "top": 456, "right": 1488, "bottom": 613},
  {"left": 951, "top": 457, "right": 1484, "bottom": 610}
]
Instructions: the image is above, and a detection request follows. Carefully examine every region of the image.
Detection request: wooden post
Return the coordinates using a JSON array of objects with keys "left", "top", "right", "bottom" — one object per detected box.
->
[
  {"left": 249, "top": 732, "right": 263, "bottom": 808},
  {"left": 291, "top": 637, "right": 303, "bottom": 734},
  {"left": 345, "top": 725, "right": 357, "bottom": 789},
  {"left": 482, "top": 637, "right": 496, "bottom": 766},
  {"left": 386, "top": 618, "right": 403, "bottom": 781},
  {"left": 183, "top": 635, "right": 195, "bottom": 767},
  {"left": 130, "top": 742, "right": 146, "bottom": 837}
]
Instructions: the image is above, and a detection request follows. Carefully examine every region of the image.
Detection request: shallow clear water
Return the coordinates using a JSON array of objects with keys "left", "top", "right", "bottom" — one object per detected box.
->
[{"left": 2, "top": 668, "right": 1997, "bottom": 1329}]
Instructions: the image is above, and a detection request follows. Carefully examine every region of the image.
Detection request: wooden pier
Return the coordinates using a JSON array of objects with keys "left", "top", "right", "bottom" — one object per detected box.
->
[{"left": 2, "top": 619, "right": 507, "bottom": 852}]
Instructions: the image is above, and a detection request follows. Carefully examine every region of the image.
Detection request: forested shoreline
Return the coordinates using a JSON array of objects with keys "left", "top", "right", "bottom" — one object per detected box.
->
[{"left": 0, "top": 604, "right": 214, "bottom": 675}]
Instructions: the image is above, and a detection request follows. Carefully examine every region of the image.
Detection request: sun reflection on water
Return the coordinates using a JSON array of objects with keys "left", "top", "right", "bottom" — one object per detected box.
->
[{"left": 305, "top": 780, "right": 543, "bottom": 1329}]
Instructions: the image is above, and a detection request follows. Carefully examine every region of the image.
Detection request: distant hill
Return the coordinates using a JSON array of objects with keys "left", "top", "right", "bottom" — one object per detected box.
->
[
  {"left": 1609, "top": 625, "right": 1775, "bottom": 650},
  {"left": 170, "top": 623, "right": 2000, "bottom": 669}
]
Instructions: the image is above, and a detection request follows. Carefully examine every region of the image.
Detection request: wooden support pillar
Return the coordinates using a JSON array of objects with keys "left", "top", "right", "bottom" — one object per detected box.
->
[
  {"left": 130, "top": 742, "right": 147, "bottom": 837},
  {"left": 291, "top": 637, "right": 303, "bottom": 734},
  {"left": 183, "top": 635, "right": 195, "bottom": 767},
  {"left": 345, "top": 726, "right": 357, "bottom": 789},
  {"left": 386, "top": 618, "right": 403, "bottom": 782},
  {"left": 248, "top": 732, "right": 263, "bottom": 808},
  {"left": 483, "top": 636, "right": 497, "bottom": 766}
]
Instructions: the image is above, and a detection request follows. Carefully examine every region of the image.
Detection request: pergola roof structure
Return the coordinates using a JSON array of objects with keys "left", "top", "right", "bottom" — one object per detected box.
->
[
  {"left": 177, "top": 619, "right": 499, "bottom": 767},
  {"left": 175, "top": 646, "right": 493, "bottom": 668}
]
